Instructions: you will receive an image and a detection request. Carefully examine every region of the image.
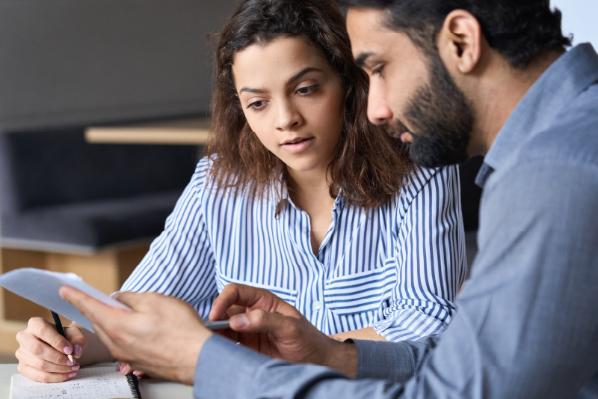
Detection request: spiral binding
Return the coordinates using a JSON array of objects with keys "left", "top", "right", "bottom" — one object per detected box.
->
[{"left": 126, "top": 373, "right": 142, "bottom": 399}]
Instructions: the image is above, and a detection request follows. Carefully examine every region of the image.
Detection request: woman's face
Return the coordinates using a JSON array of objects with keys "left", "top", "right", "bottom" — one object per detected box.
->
[{"left": 232, "top": 36, "right": 345, "bottom": 176}]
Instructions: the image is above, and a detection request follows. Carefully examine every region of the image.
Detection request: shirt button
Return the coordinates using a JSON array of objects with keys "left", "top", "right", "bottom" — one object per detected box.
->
[{"left": 314, "top": 301, "right": 323, "bottom": 310}]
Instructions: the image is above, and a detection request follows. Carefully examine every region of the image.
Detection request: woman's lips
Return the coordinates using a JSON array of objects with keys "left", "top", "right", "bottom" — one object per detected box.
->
[{"left": 281, "top": 137, "right": 315, "bottom": 153}]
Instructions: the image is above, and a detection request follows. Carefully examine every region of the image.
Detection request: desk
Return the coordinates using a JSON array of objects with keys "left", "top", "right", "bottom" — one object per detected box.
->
[
  {"left": 0, "top": 363, "right": 194, "bottom": 398},
  {"left": 85, "top": 117, "right": 212, "bottom": 145}
]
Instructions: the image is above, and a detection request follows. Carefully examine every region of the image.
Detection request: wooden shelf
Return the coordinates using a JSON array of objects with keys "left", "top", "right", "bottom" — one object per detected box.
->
[{"left": 85, "top": 117, "right": 212, "bottom": 145}]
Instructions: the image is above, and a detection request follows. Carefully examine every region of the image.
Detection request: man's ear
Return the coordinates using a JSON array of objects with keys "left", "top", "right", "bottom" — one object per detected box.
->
[{"left": 437, "top": 10, "right": 482, "bottom": 74}]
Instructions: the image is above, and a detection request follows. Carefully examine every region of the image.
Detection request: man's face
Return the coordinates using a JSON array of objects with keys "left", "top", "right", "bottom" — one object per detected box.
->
[{"left": 346, "top": 8, "right": 473, "bottom": 167}]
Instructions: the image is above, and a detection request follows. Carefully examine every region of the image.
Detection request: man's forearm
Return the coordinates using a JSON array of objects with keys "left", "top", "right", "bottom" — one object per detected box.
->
[{"left": 194, "top": 335, "right": 407, "bottom": 399}]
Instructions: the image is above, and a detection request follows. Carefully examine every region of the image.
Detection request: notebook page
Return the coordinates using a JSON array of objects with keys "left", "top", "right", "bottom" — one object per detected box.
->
[{"left": 10, "top": 365, "right": 134, "bottom": 399}]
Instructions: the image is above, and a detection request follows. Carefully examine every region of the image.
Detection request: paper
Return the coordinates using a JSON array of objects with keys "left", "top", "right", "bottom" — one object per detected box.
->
[
  {"left": 0, "top": 268, "right": 127, "bottom": 331},
  {"left": 10, "top": 365, "right": 136, "bottom": 399}
]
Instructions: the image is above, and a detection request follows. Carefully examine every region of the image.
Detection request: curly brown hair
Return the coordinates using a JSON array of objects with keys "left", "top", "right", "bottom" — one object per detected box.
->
[{"left": 207, "top": 0, "right": 412, "bottom": 208}]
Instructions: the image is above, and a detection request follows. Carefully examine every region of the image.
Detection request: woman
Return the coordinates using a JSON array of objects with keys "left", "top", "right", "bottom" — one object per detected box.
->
[{"left": 15, "top": 0, "right": 467, "bottom": 382}]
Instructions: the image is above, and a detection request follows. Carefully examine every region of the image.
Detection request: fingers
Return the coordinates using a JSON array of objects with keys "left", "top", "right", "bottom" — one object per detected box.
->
[
  {"left": 16, "top": 345, "right": 79, "bottom": 373},
  {"left": 111, "top": 291, "right": 153, "bottom": 311},
  {"left": 226, "top": 305, "right": 246, "bottom": 318},
  {"left": 210, "top": 284, "right": 276, "bottom": 321},
  {"left": 15, "top": 317, "right": 82, "bottom": 382},
  {"left": 17, "top": 362, "right": 78, "bottom": 383},
  {"left": 18, "top": 318, "right": 76, "bottom": 362},
  {"left": 228, "top": 308, "right": 289, "bottom": 334},
  {"left": 59, "top": 286, "right": 120, "bottom": 330},
  {"left": 118, "top": 362, "right": 132, "bottom": 375},
  {"left": 64, "top": 325, "right": 85, "bottom": 359}
]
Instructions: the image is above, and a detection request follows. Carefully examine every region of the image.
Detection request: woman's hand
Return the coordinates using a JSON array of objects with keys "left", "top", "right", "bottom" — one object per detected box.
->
[{"left": 15, "top": 317, "right": 85, "bottom": 383}]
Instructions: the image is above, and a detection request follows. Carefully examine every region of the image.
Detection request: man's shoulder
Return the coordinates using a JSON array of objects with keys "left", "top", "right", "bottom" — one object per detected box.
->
[
  {"left": 514, "top": 88, "right": 598, "bottom": 177},
  {"left": 485, "top": 91, "right": 598, "bottom": 210}
]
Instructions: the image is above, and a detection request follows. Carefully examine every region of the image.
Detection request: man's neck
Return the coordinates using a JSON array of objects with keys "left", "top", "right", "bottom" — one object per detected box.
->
[{"left": 469, "top": 50, "right": 564, "bottom": 155}]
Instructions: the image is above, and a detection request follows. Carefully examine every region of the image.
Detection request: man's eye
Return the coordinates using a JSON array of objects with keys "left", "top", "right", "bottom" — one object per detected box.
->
[{"left": 372, "top": 64, "right": 385, "bottom": 77}]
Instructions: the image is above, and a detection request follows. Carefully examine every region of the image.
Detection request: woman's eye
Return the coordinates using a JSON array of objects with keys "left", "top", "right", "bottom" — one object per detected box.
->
[
  {"left": 247, "top": 100, "right": 267, "bottom": 110},
  {"left": 296, "top": 84, "right": 319, "bottom": 96}
]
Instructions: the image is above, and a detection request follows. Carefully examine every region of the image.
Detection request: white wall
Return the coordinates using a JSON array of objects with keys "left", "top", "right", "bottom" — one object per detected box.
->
[{"left": 551, "top": 0, "right": 598, "bottom": 47}]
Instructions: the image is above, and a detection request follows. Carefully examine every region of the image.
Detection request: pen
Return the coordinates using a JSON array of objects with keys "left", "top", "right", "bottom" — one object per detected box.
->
[
  {"left": 204, "top": 320, "right": 230, "bottom": 330},
  {"left": 51, "top": 311, "right": 75, "bottom": 365}
]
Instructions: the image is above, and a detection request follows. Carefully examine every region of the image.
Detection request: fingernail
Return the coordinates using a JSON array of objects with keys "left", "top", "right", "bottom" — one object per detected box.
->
[
  {"left": 63, "top": 346, "right": 73, "bottom": 355},
  {"left": 133, "top": 370, "right": 143, "bottom": 377},
  {"left": 231, "top": 314, "right": 249, "bottom": 329},
  {"left": 68, "top": 372, "right": 77, "bottom": 378},
  {"left": 74, "top": 344, "right": 82, "bottom": 357},
  {"left": 71, "top": 364, "right": 80, "bottom": 371}
]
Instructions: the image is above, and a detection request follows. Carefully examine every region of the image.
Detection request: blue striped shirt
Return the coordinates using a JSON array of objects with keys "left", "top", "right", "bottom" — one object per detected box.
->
[{"left": 122, "top": 157, "right": 467, "bottom": 341}]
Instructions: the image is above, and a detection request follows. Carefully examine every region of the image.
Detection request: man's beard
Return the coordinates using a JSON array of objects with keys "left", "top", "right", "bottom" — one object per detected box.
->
[{"left": 398, "top": 52, "right": 474, "bottom": 168}]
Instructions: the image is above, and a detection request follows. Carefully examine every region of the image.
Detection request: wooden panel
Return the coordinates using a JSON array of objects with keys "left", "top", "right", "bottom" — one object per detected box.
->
[
  {"left": 85, "top": 118, "right": 212, "bottom": 145},
  {"left": 0, "top": 249, "right": 48, "bottom": 322},
  {"left": 0, "top": 320, "right": 23, "bottom": 355}
]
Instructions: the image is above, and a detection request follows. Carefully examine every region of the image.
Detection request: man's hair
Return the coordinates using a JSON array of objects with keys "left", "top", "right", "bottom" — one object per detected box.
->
[{"left": 338, "top": 0, "right": 571, "bottom": 68}]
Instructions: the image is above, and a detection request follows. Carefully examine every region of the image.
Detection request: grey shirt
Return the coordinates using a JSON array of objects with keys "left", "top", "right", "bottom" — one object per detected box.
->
[{"left": 194, "top": 43, "right": 598, "bottom": 399}]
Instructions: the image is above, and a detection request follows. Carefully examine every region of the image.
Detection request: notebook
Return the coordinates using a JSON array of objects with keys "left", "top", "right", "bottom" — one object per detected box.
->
[{"left": 9, "top": 364, "right": 141, "bottom": 399}]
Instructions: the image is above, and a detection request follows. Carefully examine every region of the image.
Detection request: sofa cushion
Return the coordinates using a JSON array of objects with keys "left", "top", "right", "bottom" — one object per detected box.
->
[{"left": 1, "top": 191, "right": 180, "bottom": 252}]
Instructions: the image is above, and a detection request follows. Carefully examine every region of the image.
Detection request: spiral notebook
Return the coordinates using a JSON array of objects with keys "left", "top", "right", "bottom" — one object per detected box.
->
[{"left": 10, "top": 364, "right": 141, "bottom": 399}]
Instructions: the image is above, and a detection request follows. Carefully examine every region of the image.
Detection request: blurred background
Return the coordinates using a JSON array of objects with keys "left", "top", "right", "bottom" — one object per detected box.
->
[{"left": 0, "top": 0, "right": 596, "bottom": 362}]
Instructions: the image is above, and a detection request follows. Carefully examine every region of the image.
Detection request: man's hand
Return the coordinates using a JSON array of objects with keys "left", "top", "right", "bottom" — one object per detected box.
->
[
  {"left": 59, "top": 286, "right": 212, "bottom": 385},
  {"left": 210, "top": 284, "right": 357, "bottom": 377}
]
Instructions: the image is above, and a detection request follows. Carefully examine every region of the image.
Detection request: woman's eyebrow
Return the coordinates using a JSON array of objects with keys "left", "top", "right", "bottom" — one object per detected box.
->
[
  {"left": 287, "top": 67, "right": 324, "bottom": 84},
  {"left": 238, "top": 66, "right": 324, "bottom": 94},
  {"left": 239, "top": 87, "right": 267, "bottom": 94}
]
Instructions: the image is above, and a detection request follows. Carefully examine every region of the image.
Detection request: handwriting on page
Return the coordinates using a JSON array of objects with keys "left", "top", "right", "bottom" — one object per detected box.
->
[{"left": 10, "top": 365, "right": 134, "bottom": 399}]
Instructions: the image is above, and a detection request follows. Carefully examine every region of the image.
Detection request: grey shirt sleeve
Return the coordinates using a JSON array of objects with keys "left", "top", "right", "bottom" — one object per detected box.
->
[
  {"left": 353, "top": 339, "right": 433, "bottom": 382},
  {"left": 194, "top": 159, "right": 598, "bottom": 399}
]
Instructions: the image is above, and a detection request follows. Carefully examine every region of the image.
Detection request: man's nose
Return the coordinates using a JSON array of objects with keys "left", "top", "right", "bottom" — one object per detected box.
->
[{"left": 367, "top": 82, "right": 393, "bottom": 126}]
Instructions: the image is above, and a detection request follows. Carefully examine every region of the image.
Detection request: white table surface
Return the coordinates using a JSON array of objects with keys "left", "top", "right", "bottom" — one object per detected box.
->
[{"left": 0, "top": 363, "right": 194, "bottom": 398}]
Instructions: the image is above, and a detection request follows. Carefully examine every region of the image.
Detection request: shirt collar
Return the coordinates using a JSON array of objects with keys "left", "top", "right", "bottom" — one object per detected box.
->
[
  {"left": 476, "top": 43, "right": 598, "bottom": 187},
  {"left": 270, "top": 178, "right": 345, "bottom": 217}
]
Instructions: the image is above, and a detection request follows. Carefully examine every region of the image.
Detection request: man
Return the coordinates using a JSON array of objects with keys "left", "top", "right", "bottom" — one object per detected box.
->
[{"left": 61, "top": 0, "right": 598, "bottom": 397}]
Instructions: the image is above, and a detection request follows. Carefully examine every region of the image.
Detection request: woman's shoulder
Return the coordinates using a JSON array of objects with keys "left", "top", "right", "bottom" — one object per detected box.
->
[
  {"left": 189, "top": 155, "right": 261, "bottom": 202},
  {"left": 397, "top": 164, "right": 459, "bottom": 201},
  {"left": 189, "top": 156, "right": 216, "bottom": 189}
]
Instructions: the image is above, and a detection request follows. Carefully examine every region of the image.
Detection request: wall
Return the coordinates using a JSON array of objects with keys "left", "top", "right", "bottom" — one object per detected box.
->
[
  {"left": 0, "top": 0, "right": 240, "bottom": 131},
  {"left": 551, "top": 0, "right": 598, "bottom": 47}
]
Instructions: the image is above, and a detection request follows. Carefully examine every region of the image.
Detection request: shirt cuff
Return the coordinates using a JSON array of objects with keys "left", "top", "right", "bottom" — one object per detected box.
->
[
  {"left": 353, "top": 339, "right": 418, "bottom": 382},
  {"left": 194, "top": 335, "right": 272, "bottom": 399}
]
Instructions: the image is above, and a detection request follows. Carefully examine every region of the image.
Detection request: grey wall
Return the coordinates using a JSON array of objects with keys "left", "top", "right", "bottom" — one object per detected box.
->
[
  {"left": 0, "top": 0, "right": 240, "bottom": 131},
  {"left": 551, "top": 0, "right": 598, "bottom": 47}
]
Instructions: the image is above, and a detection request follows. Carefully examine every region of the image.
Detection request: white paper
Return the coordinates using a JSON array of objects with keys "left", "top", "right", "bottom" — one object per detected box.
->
[
  {"left": 10, "top": 365, "right": 135, "bottom": 399},
  {"left": 0, "top": 268, "right": 127, "bottom": 331}
]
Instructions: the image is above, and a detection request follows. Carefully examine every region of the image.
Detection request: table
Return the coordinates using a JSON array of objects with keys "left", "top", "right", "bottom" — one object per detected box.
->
[
  {"left": 0, "top": 363, "right": 194, "bottom": 398},
  {"left": 85, "top": 117, "right": 212, "bottom": 145}
]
